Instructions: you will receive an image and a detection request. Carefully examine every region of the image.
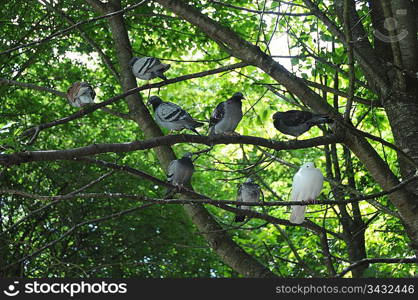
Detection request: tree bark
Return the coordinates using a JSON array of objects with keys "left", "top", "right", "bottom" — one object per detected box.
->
[
  {"left": 154, "top": 0, "right": 418, "bottom": 257},
  {"left": 85, "top": 0, "right": 276, "bottom": 277}
]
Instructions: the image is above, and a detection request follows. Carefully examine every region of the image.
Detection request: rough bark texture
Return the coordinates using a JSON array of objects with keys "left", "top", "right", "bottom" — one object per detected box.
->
[{"left": 86, "top": 0, "right": 276, "bottom": 277}]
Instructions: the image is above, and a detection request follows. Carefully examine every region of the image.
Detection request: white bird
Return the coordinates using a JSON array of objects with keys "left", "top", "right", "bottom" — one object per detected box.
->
[
  {"left": 290, "top": 162, "right": 323, "bottom": 224},
  {"left": 66, "top": 82, "right": 95, "bottom": 108},
  {"left": 130, "top": 56, "right": 170, "bottom": 81},
  {"left": 235, "top": 178, "right": 261, "bottom": 222}
]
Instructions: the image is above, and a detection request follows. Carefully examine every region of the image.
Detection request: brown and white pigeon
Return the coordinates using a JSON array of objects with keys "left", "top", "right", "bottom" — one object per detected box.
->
[
  {"left": 147, "top": 96, "right": 203, "bottom": 135},
  {"left": 235, "top": 178, "right": 261, "bottom": 222},
  {"left": 165, "top": 152, "right": 195, "bottom": 197},
  {"left": 130, "top": 56, "right": 170, "bottom": 81},
  {"left": 290, "top": 162, "right": 323, "bottom": 224},
  {"left": 273, "top": 110, "right": 333, "bottom": 137},
  {"left": 66, "top": 82, "right": 95, "bottom": 108},
  {"left": 209, "top": 92, "right": 245, "bottom": 135}
]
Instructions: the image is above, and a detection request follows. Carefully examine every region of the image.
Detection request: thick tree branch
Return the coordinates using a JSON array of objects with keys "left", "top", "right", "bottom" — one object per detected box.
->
[
  {"left": 88, "top": 0, "right": 276, "bottom": 278},
  {"left": 338, "top": 257, "right": 418, "bottom": 278},
  {"left": 18, "top": 62, "right": 248, "bottom": 140},
  {"left": 0, "top": 78, "right": 66, "bottom": 97},
  {"left": 0, "top": 134, "right": 341, "bottom": 166}
]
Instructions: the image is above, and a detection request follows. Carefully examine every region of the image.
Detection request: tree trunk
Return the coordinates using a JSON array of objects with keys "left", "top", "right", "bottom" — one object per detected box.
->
[
  {"left": 86, "top": 0, "right": 276, "bottom": 277},
  {"left": 154, "top": 0, "right": 418, "bottom": 258}
]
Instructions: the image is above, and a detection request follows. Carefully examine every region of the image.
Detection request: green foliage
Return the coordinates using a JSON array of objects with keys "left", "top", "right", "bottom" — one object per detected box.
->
[{"left": 0, "top": 0, "right": 415, "bottom": 278}]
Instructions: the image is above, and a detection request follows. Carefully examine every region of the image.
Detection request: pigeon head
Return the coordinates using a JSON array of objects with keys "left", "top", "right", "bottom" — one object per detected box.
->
[
  {"left": 147, "top": 96, "right": 163, "bottom": 110},
  {"left": 272, "top": 112, "right": 284, "bottom": 120},
  {"left": 180, "top": 152, "right": 193, "bottom": 162},
  {"left": 232, "top": 92, "right": 245, "bottom": 101},
  {"left": 182, "top": 152, "right": 193, "bottom": 159},
  {"left": 129, "top": 56, "right": 139, "bottom": 68},
  {"left": 301, "top": 162, "right": 316, "bottom": 169},
  {"left": 245, "top": 178, "right": 254, "bottom": 184}
]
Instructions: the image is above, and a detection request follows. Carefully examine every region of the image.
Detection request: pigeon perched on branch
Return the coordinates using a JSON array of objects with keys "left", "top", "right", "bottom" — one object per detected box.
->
[
  {"left": 290, "top": 162, "right": 323, "bottom": 224},
  {"left": 273, "top": 110, "right": 333, "bottom": 137},
  {"left": 165, "top": 152, "right": 194, "bottom": 197},
  {"left": 147, "top": 96, "right": 203, "bottom": 135},
  {"left": 130, "top": 56, "right": 170, "bottom": 81},
  {"left": 209, "top": 92, "right": 245, "bottom": 135},
  {"left": 235, "top": 178, "right": 261, "bottom": 222},
  {"left": 66, "top": 82, "right": 95, "bottom": 108}
]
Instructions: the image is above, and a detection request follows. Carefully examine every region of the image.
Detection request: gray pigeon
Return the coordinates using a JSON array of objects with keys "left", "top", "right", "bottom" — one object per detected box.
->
[
  {"left": 235, "top": 178, "right": 261, "bottom": 222},
  {"left": 130, "top": 56, "right": 170, "bottom": 81},
  {"left": 147, "top": 96, "right": 203, "bottom": 135},
  {"left": 209, "top": 92, "right": 245, "bottom": 135},
  {"left": 272, "top": 110, "right": 333, "bottom": 137},
  {"left": 165, "top": 152, "right": 195, "bottom": 197},
  {"left": 66, "top": 82, "right": 95, "bottom": 108}
]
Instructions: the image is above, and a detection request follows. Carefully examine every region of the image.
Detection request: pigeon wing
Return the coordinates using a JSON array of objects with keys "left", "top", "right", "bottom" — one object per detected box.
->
[
  {"left": 132, "top": 57, "right": 159, "bottom": 79},
  {"left": 209, "top": 101, "right": 225, "bottom": 128},
  {"left": 234, "top": 184, "right": 245, "bottom": 222},
  {"left": 281, "top": 110, "right": 313, "bottom": 126},
  {"left": 158, "top": 102, "right": 190, "bottom": 123},
  {"left": 167, "top": 159, "right": 177, "bottom": 183},
  {"left": 290, "top": 169, "right": 307, "bottom": 224}
]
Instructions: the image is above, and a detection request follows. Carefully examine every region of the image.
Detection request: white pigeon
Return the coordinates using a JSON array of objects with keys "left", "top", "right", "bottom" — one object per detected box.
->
[
  {"left": 147, "top": 96, "right": 203, "bottom": 134},
  {"left": 66, "top": 82, "right": 96, "bottom": 108},
  {"left": 209, "top": 92, "right": 245, "bottom": 135},
  {"left": 129, "top": 56, "right": 170, "bottom": 81},
  {"left": 290, "top": 162, "right": 323, "bottom": 224},
  {"left": 235, "top": 178, "right": 261, "bottom": 222}
]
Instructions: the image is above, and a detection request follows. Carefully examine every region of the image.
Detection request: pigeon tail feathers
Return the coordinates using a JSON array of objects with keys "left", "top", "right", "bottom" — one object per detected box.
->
[
  {"left": 290, "top": 205, "right": 306, "bottom": 224},
  {"left": 309, "top": 115, "right": 333, "bottom": 126}
]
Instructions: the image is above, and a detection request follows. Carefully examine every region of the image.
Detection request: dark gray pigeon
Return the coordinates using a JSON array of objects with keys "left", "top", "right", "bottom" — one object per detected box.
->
[
  {"left": 209, "top": 92, "right": 245, "bottom": 135},
  {"left": 147, "top": 96, "right": 203, "bottom": 134},
  {"left": 165, "top": 152, "right": 194, "bottom": 197},
  {"left": 66, "top": 82, "right": 95, "bottom": 108},
  {"left": 235, "top": 178, "right": 261, "bottom": 222},
  {"left": 130, "top": 56, "right": 170, "bottom": 81},
  {"left": 273, "top": 110, "right": 333, "bottom": 137}
]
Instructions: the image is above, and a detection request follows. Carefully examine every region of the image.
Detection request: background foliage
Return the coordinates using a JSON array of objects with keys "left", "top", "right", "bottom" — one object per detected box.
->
[{"left": 0, "top": 0, "right": 416, "bottom": 278}]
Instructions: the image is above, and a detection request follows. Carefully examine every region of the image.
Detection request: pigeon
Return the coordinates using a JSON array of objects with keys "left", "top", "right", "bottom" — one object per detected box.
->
[
  {"left": 209, "top": 92, "right": 245, "bottom": 135},
  {"left": 130, "top": 56, "right": 170, "bottom": 81},
  {"left": 272, "top": 110, "right": 333, "bottom": 138},
  {"left": 147, "top": 96, "right": 203, "bottom": 134},
  {"left": 66, "top": 82, "right": 96, "bottom": 108},
  {"left": 235, "top": 178, "right": 261, "bottom": 222},
  {"left": 290, "top": 162, "right": 323, "bottom": 224},
  {"left": 165, "top": 152, "right": 194, "bottom": 197}
]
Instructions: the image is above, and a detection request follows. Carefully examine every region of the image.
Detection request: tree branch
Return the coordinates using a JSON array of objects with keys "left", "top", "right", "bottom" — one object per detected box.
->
[
  {"left": 0, "top": 0, "right": 149, "bottom": 56},
  {"left": 338, "top": 257, "right": 418, "bottom": 277},
  {"left": 0, "top": 133, "right": 341, "bottom": 166},
  {"left": 40, "top": 0, "right": 121, "bottom": 82},
  {"left": 19, "top": 62, "right": 249, "bottom": 140}
]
